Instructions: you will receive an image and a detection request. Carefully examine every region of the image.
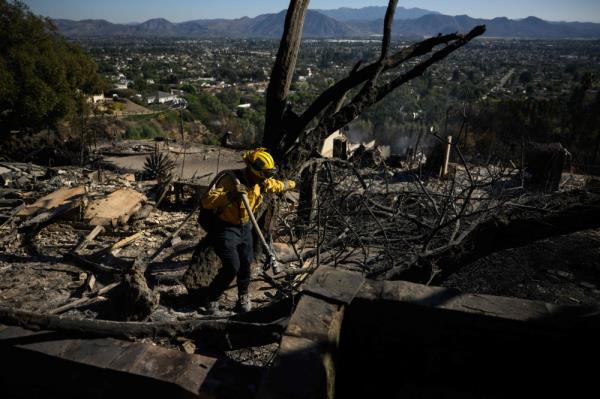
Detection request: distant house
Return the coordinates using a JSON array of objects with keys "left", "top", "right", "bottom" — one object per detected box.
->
[
  {"left": 237, "top": 103, "right": 252, "bottom": 109},
  {"left": 88, "top": 94, "right": 105, "bottom": 104},
  {"left": 146, "top": 91, "right": 179, "bottom": 104}
]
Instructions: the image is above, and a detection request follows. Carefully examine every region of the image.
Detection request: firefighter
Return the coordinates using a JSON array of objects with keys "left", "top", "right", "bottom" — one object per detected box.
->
[{"left": 200, "top": 148, "right": 295, "bottom": 314}]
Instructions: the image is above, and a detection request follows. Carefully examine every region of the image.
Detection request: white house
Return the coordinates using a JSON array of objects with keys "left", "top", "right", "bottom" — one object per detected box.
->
[
  {"left": 88, "top": 94, "right": 105, "bottom": 104},
  {"left": 147, "top": 91, "right": 181, "bottom": 105}
]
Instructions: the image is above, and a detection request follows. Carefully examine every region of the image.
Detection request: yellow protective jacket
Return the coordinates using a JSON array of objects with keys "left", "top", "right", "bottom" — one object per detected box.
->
[{"left": 201, "top": 170, "right": 296, "bottom": 225}]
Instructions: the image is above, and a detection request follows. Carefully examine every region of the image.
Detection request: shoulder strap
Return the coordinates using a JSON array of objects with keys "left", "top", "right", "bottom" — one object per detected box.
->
[
  {"left": 227, "top": 169, "right": 248, "bottom": 185},
  {"left": 206, "top": 169, "right": 234, "bottom": 191},
  {"left": 201, "top": 169, "right": 246, "bottom": 202}
]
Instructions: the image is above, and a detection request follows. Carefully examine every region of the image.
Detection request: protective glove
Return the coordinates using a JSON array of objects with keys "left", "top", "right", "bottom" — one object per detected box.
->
[
  {"left": 227, "top": 183, "right": 248, "bottom": 201},
  {"left": 285, "top": 180, "right": 296, "bottom": 190}
]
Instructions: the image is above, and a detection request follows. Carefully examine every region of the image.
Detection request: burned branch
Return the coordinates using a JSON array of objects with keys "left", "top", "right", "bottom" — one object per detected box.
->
[
  {"left": 0, "top": 306, "right": 286, "bottom": 345},
  {"left": 266, "top": 136, "right": 527, "bottom": 291}
]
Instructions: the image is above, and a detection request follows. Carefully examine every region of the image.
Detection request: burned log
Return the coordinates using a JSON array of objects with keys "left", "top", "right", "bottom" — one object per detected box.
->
[
  {"left": 103, "top": 256, "right": 160, "bottom": 321},
  {"left": 64, "top": 208, "right": 200, "bottom": 320},
  {"left": 105, "top": 209, "right": 200, "bottom": 320},
  {"left": 20, "top": 197, "right": 84, "bottom": 230},
  {"left": 0, "top": 306, "right": 286, "bottom": 347},
  {"left": 63, "top": 252, "right": 123, "bottom": 275}
]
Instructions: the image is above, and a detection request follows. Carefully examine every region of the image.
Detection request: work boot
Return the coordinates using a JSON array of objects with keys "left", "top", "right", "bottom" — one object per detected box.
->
[
  {"left": 236, "top": 294, "right": 252, "bottom": 313},
  {"left": 206, "top": 300, "right": 219, "bottom": 314},
  {"left": 272, "top": 261, "right": 282, "bottom": 275},
  {"left": 203, "top": 300, "right": 231, "bottom": 317}
]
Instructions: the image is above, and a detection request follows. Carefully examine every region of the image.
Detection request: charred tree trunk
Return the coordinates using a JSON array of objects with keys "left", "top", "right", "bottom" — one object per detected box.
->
[
  {"left": 296, "top": 162, "right": 320, "bottom": 229},
  {"left": 263, "top": 0, "right": 310, "bottom": 162}
]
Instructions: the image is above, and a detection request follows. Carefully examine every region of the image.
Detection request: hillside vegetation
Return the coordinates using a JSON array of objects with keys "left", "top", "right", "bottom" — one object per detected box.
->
[{"left": 0, "top": 0, "right": 104, "bottom": 134}]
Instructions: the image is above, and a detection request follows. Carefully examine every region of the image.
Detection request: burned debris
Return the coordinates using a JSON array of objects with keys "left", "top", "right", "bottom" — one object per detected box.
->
[
  {"left": 2, "top": 132, "right": 599, "bottom": 397},
  {"left": 1, "top": 153, "right": 599, "bottom": 393}
]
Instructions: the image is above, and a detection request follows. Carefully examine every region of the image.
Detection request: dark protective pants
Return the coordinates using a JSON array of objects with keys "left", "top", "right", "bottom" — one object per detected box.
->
[{"left": 207, "top": 219, "right": 254, "bottom": 301}]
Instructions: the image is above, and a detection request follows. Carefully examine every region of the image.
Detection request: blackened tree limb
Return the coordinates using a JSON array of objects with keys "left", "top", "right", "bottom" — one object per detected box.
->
[
  {"left": 263, "top": 0, "right": 310, "bottom": 155},
  {"left": 342, "top": 0, "right": 398, "bottom": 119},
  {"left": 319, "top": 25, "right": 486, "bottom": 140},
  {"left": 281, "top": 28, "right": 485, "bottom": 157},
  {"left": 283, "top": 25, "right": 486, "bottom": 167},
  {"left": 375, "top": 25, "right": 487, "bottom": 102},
  {"left": 0, "top": 306, "right": 286, "bottom": 343}
]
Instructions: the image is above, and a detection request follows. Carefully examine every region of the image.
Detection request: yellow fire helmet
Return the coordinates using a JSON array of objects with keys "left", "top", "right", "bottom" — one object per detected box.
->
[{"left": 243, "top": 147, "right": 278, "bottom": 179}]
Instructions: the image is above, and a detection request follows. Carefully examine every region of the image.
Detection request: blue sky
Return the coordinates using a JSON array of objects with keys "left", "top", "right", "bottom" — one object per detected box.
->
[{"left": 22, "top": 1, "right": 600, "bottom": 23}]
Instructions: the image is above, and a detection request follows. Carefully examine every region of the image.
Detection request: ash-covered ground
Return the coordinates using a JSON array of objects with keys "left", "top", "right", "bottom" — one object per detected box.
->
[{"left": 1, "top": 141, "right": 599, "bottom": 398}]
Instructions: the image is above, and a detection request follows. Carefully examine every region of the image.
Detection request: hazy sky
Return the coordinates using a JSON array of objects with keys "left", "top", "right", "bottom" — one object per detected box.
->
[{"left": 22, "top": 0, "right": 600, "bottom": 23}]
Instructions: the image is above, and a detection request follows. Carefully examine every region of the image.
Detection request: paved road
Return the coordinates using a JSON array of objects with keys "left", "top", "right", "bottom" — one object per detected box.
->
[{"left": 105, "top": 144, "right": 244, "bottom": 181}]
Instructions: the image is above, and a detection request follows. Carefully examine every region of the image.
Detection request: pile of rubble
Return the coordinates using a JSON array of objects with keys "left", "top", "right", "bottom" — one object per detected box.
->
[
  {"left": 0, "top": 159, "right": 283, "bottom": 341},
  {"left": 0, "top": 162, "right": 201, "bottom": 316}
]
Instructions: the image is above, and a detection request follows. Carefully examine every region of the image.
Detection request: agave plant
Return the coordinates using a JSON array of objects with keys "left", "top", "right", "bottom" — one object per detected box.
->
[{"left": 143, "top": 151, "right": 176, "bottom": 180}]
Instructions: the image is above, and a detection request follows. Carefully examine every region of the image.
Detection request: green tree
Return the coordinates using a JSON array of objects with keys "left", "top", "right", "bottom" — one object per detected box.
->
[
  {"left": 519, "top": 70, "right": 533, "bottom": 84},
  {"left": 133, "top": 77, "right": 147, "bottom": 92},
  {"left": 0, "top": 0, "right": 104, "bottom": 134},
  {"left": 216, "top": 88, "right": 241, "bottom": 109}
]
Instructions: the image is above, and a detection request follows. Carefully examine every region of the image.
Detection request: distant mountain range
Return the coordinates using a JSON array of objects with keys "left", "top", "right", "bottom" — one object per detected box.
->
[
  {"left": 53, "top": 7, "right": 600, "bottom": 39},
  {"left": 314, "top": 6, "right": 440, "bottom": 21}
]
